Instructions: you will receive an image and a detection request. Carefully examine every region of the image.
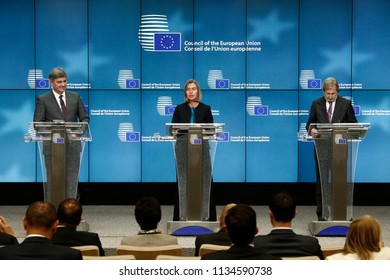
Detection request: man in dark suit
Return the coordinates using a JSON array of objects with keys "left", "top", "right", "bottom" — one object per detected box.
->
[
  {"left": 201, "top": 204, "right": 281, "bottom": 260},
  {"left": 254, "top": 192, "right": 324, "bottom": 259},
  {"left": 306, "top": 77, "right": 357, "bottom": 220},
  {"left": 0, "top": 201, "right": 82, "bottom": 260},
  {"left": 0, "top": 216, "right": 18, "bottom": 246},
  {"left": 194, "top": 203, "right": 236, "bottom": 256},
  {"left": 33, "top": 67, "right": 89, "bottom": 202},
  {"left": 52, "top": 198, "right": 105, "bottom": 256}
]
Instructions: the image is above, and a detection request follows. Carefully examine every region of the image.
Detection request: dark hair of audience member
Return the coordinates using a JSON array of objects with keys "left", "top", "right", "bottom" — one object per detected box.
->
[
  {"left": 135, "top": 196, "right": 162, "bottom": 231},
  {"left": 25, "top": 201, "right": 57, "bottom": 229},
  {"left": 225, "top": 204, "right": 257, "bottom": 246},
  {"left": 269, "top": 191, "right": 296, "bottom": 222}
]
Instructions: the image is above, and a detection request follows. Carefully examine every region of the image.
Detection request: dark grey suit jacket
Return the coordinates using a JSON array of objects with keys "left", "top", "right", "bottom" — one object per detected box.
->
[
  {"left": 306, "top": 95, "right": 357, "bottom": 132},
  {"left": 0, "top": 236, "right": 82, "bottom": 260},
  {"left": 254, "top": 229, "right": 324, "bottom": 259},
  {"left": 52, "top": 226, "right": 105, "bottom": 256},
  {"left": 201, "top": 245, "right": 282, "bottom": 260},
  {"left": 33, "top": 90, "right": 89, "bottom": 123},
  {"left": 0, "top": 232, "right": 18, "bottom": 246}
]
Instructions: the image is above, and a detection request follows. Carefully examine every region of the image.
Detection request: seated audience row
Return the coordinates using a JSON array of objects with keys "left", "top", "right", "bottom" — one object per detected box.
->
[{"left": 1, "top": 193, "right": 389, "bottom": 260}]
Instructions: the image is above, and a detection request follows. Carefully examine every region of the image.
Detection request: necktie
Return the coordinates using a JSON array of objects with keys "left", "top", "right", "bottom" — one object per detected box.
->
[
  {"left": 327, "top": 101, "right": 333, "bottom": 123},
  {"left": 59, "top": 95, "right": 67, "bottom": 119}
]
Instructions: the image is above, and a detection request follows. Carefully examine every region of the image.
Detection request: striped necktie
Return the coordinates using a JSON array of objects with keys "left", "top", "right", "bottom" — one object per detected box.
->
[{"left": 59, "top": 95, "right": 67, "bottom": 119}]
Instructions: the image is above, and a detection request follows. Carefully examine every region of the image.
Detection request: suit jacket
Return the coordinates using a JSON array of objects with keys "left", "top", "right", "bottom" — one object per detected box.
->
[
  {"left": 120, "top": 233, "right": 178, "bottom": 247},
  {"left": 194, "top": 228, "right": 231, "bottom": 256},
  {"left": 0, "top": 232, "right": 19, "bottom": 246},
  {"left": 306, "top": 95, "right": 357, "bottom": 132},
  {"left": 33, "top": 90, "right": 89, "bottom": 123},
  {"left": 0, "top": 236, "right": 82, "bottom": 260},
  {"left": 201, "top": 245, "right": 282, "bottom": 260},
  {"left": 171, "top": 102, "right": 213, "bottom": 123},
  {"left": 52, "top": 226, "right": 105, "bottom": 256},
  {"left": 254, "top": 229, "right": 324, "bottom": 259}
]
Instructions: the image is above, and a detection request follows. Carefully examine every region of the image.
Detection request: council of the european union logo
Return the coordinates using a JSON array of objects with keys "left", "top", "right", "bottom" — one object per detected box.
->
[
  {"left": 208, "top": 70, "right": 228, "bottom": 89},
  {"left": 28, "top": 69, "right": 49, "bottom": 89},
  {"left": 154, "top": 33, "right": 181, "bottom": 51},
  {"left": 118, "top": 70, "right": 139, "bottom": 89},
  {"left": 165, "top": 105, "right": 176, "bottom": 116},
  {"left": 247, "top": 96, "right": 268, "bottom": 116},
  {"left": 307, "top": 79, "right": 321, "bottom": 89},
  {"left": 126, "top": 132, "right": 140, "bottom": 142},
  {"left": 157, "top": 96, "right": 174, "bottom": 116},
  {"left": 216, "top": 132, "right": 229, "bottom": 142},
  {"left": 126, "top": 79, "right": 140, "bottom": 89},
  {"left": 300, "top": 70, "right": 317, "bottom": 89},
  {"left": 139, "top": 14, "right": 181, "bottom": 52},
  {"left": 118, "top": 123, "right": 140, "bottom": 142},
  {"left": 215, "top": 79, "right": 230, "bottom": 89},
  {"left": 35, "top": 79, "right": 50, "bottom": 89},
  {"left": 254, "top": 105, "right": 269, "bottom": 116}
]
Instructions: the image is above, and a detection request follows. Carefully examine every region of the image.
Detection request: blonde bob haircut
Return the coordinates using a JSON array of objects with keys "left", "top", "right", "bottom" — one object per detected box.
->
[
  {"left": 342, "top": 215, "right": 382, "bottom": 260},
  {"left": 184, "top": 79, "right": 202, "bottom": 103}
]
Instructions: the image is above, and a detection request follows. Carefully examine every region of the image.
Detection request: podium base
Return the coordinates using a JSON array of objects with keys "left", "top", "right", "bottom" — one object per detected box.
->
[
  {"left": 309, "top": 220, "right": 351, "bottom": 236},
  {"left": 167, "top": 221, "right": 220, "bottom": 236},
  {"left": 77, "top": 220, "right": 90, "bottom": 232}
]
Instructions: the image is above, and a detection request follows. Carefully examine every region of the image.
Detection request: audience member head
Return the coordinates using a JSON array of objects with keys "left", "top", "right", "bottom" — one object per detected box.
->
[
  {"left": 218, "top": 203, "right": 237, "bottom": 228},
  {"left": 57, "top": 198, "right": 82, "bottom": 227},
  {"left": 268, "top": 192, "right": 297, "bottom": 226},
  {"left": 135, "top": 196, "right": 162, "bottom": 231},
  {"left": 23, "top": 201, "right": 58, "bottom": 239},
  {"left": 343, "top": 215, "right": 382, "bottom": 260},
  {"left": 225, "top": 204, "right": 258, "bottom": 246}
]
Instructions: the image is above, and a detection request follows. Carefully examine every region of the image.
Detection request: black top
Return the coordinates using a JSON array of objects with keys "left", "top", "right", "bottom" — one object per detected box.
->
[{"left": 172, "top": 102, "right": 214, "bottom": 123}]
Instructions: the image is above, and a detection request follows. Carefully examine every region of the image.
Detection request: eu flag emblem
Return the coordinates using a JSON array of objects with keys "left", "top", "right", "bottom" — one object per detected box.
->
[
  {"left": 307, "top": 79, "right": 321, "bottom": 89},
  {"left": 154, "top": 33, "right": 181, "bottom": 51}
]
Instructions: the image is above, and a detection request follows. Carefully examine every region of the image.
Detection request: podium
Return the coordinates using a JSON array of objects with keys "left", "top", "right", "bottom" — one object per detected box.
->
[
  {"left": 26, "top": 121, "right": 91, "bottom": 209},
  {"left": 164, "top": 123, "right": 224, "bottom": 235},
  {"left": 308, "top": 123, "right": 370, "bottom": 236}
]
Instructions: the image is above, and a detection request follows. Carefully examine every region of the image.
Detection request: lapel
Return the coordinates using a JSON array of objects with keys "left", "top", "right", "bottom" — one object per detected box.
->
[
  {"left": 331, "top": 97, "right": 344, "bottom": 123},
  {"left": 319, "top": 97, "right": 329, "bottom": 122}
]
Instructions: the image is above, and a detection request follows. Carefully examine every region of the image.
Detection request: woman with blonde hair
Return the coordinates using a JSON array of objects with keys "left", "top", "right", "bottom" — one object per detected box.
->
[{"left": 326, "top": 215, "right": 390, "bottom": 260}]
